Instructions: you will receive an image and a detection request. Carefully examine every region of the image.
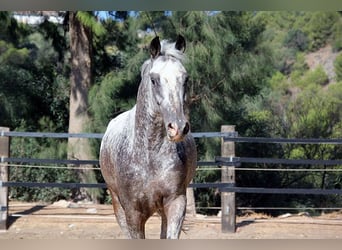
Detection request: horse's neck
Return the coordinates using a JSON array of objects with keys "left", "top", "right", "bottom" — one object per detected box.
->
[{"left": 134, "top": 81, "right": 166, "bottom": 149}]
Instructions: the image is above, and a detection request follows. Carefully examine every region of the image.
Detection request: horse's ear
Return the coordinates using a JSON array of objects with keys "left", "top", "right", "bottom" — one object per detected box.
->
[
  {"left": 175, "top": 35, "right": 186, "bottom": 52},
  {"left": 150, "top": 36, "right": 161, "bottom": 59}
]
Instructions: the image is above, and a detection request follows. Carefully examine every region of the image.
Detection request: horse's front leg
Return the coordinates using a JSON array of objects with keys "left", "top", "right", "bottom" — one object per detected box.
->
[
  {"left": 125, "top": 211, "right": 147, "bottom": 239},
  {"left": 165, "top": 195, "right": 186, "bottom": 239},
  {"left": 159, "top": 209, "right": 167, "bottom": 239}
]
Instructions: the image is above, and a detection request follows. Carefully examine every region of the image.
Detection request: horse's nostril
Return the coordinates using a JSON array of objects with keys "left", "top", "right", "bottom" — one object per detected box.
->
[
  {"left": 167, "top": 122, "right": 189, "bottom": 139},
  {"left": 168, "top": 123, "right": 176, "bottom": 130},
  {"left": 167, "top": 123, "right": 178, "bottom": 137},
  {"left": 183, "top": 122, "right": 190, "bottom": 135}
]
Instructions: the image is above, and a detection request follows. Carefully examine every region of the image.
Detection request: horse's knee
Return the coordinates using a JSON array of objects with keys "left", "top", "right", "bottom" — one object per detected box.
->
[{"left": 166, "top": 195, "right": 186, "bottom": 214}]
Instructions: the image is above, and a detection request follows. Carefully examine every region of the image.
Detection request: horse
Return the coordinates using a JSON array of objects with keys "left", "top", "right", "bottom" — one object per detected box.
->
[{"left": 99, "top": 35, "right": 197, "bottom": 239}]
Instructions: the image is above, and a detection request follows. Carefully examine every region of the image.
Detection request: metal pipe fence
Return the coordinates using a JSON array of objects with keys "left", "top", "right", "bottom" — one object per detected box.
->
[{"left": 1, "top": 127, "right": 342, "bottom": 232}]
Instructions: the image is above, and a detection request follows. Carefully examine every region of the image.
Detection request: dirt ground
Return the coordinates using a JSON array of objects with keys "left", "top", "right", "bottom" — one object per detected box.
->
[{"left": 0, "top": 201, "right": 342, "bottom": 239}]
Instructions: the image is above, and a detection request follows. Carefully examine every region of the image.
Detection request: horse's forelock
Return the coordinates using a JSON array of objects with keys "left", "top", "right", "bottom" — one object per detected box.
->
[
  {"left": 140, "top": 39, "right": 186, "bottom": 79},
  {"left": 160, "top": 40, "right": 186, "bottom": 63}
]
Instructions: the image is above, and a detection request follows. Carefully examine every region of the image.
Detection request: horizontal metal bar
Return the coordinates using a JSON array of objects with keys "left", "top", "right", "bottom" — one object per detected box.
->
[
  {"left": 3, "top": 158, "right": 220, "bottom": 168},
  {"left": 2, "top": 130, "right": 341, "bottom": 144},
  {"left": 208, "top": 157, "right": 342, "bottom": 167},
  {"left": 3, "top": 158, "right": 99, "bottom": 165},
  {"left": 189, "top": 182, "right": 234, "bottom": 189},
  {"left": 197, "top": 161, "right": 218, "bottom": 166},
  {"left": 240, "top": 157, "right": 342, "bottom": 166},
  {"left": 235, "top": 167, "right": 342, "bottom": 172},
  {"left": 220, "top": 187, "right": 342, "bottom": 195},
  {"left": 215, "top": 156, "right": 241, "bottom": 166},
  {"left": 3, "top": 157, "right": 341, "bottom": 167},
  {"left": 3, "top": 181, "right": 232, "bottom": 189},
  {"left": 193, "top": 131, "right": 238, "bottom": 138},
  {"left": 237, "top": 207, "right": 342, "bottom": 210},
  {"left": 1, "top": 131, "right": 103, "bottom": 139},
  {"left": 3, "top": 182, "right": 342, "bottom": 196},
  {"left": 2, "top": 131, "right": 237, "bottom": 139},
  {"left": 224, "top": 137, "right": 342, "bottom": 144},
  {"left": 3, "top": 182, "right": 106, "bottom": 189}
]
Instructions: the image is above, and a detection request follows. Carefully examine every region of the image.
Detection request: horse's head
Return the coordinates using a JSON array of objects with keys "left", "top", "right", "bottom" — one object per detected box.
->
[{"left": 148, "top": 35, "right": 190, "bottom": 142}]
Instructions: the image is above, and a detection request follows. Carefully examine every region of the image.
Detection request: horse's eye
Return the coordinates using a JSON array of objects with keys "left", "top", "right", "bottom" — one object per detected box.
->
[{"left": 151, "top": 78, "right": 159, "bottom": 86}]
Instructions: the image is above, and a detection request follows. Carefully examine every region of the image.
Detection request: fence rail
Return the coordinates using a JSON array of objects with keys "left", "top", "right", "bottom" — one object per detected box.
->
[
  {"left": 2, "top": 156, "right": 341, "bottom": 168},
  {"left": 2, "top": 181, "right": 342, "bottom": 196},
  {"left": 2, "top": 130, "right": 342, "bottom": 144},
  {"left": 1, "top": 126, "right": 342, "bottom": 233}
]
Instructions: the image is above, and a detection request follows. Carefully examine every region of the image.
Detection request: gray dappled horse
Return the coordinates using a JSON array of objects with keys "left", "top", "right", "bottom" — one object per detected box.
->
[{"left": 100, "top": 35, "right": 197, "bottom": 239}]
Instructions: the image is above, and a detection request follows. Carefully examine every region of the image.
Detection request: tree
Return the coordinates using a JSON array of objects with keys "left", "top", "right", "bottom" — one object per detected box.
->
[
  {"left": 254, "top": 70, "right": 342, "bottom": 212},
  {"left": 283, "top": 29, "right": 308, "bottom": 51},
  {"left": 144, "top": 11, "right": 275, "bottom": 213},
  {"left": 0, "top": 12, "right": 78, "bottom": 202},
  {"left": 303, "top": 12, "right": 339, "bottom": 51},
  {"left": 67, "top": 11, "right": 104, "bottom": 202}
]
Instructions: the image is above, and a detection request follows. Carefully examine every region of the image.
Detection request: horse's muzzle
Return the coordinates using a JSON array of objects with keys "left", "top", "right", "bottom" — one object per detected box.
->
[{"left": 167, "top": 121, "right": 190, "bottom": 142}]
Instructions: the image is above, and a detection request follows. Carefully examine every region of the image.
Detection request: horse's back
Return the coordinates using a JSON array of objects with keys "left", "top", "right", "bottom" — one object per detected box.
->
[{"left": 101, "top": 106, "right": 135, "bottom": 148}]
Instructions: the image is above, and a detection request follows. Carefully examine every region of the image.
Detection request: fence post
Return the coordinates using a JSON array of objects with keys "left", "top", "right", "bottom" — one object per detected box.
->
[
  {"left": 221, "top": 125, "right": 236, "bottom": 233},
  {"left": 0, "top": 127, "right": 10, "bottom": 231}
]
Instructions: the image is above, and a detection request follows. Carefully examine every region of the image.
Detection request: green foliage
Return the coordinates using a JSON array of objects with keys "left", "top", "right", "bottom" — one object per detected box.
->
[
  {"left": 0, "top": 64, "right": 37, "bottom": 127},
  {"left": 296, "top": 66, "right": 329, "bottom": 87},
  {"left": 257, "top": 11, "right": 342, "bottom": 76},
  {"left": 331, "top": 16, "right": 342, "bottom": 51},
  {"left": 161, "top": 12, "right": 274, "bottom": 133},
  {"left": 0, "top": 15, "right": 69, "bottom": 130},
  {"left": 26, "top": 32, "right": 59, "bottom": 69},
  {"left": 0, "top": 12, "right": 23, "bottom": 43},
  {"left": 89, "top": 69, "right": 140, "bottom": 133},
  {"left": 89, "top": 20, "right": 145, "bottom": 132},
  {"left": 292, "top": 52, "right": 309, "bottom": 73},
  {"left": 76, "top": 11, "right": 106, "bottom": 37},
  {"left": 10, "top": 118, "right": 78, "bottom": 202},
  {"left": 1, "top": 11, "right": 342, "bottom": 212},
  {"left": 269, "top": 71, "right": 290, "bottom": 94},
  {"left": 264, "top": 81, "right": 342, "bottom": 209},
  {"left": 284, "top": 29, "right": 308, "bottom": 51},
  {"left": 0, "top": 41, "right": 29, "bottom": 65},
  {"left": 334, "top": 53, "right": 342, "bottom": 81},
  {"left": 303, "top": 12, "right": 339, "bottom": 51}
]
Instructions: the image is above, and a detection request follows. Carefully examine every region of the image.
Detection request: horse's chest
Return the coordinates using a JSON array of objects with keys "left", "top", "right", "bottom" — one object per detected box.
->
[
  {"left": 123, "top": 157, "right": 184, "bottom": 194},
  {"left": 116, "top": 142, "right": 188, "bottom": 203},
  {"left": 130, "top": 160, "right": 183, "bottom": 186}
]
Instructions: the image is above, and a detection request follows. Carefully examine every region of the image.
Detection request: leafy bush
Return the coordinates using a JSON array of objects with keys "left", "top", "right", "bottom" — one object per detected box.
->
[
  {"left": 334, "top": 53, "right": 342, "bottom": 82},
  {"left": 292, "top": 52, "right": 309, "bottom": 73},
  {"left": 332, "top": 18, "right": 342, "bottom": 52},
  {"left": 9, "top": 118, "right": 79, "bottom": 202},
  {"left": 304, "top": 12, "right": 339, "bottom": 51},
  {"left": 284, "top": 29, "right": 308, "bottom": 51},
  {"left": 296, "top": 66, "right": 329, "bottom": 87}
]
